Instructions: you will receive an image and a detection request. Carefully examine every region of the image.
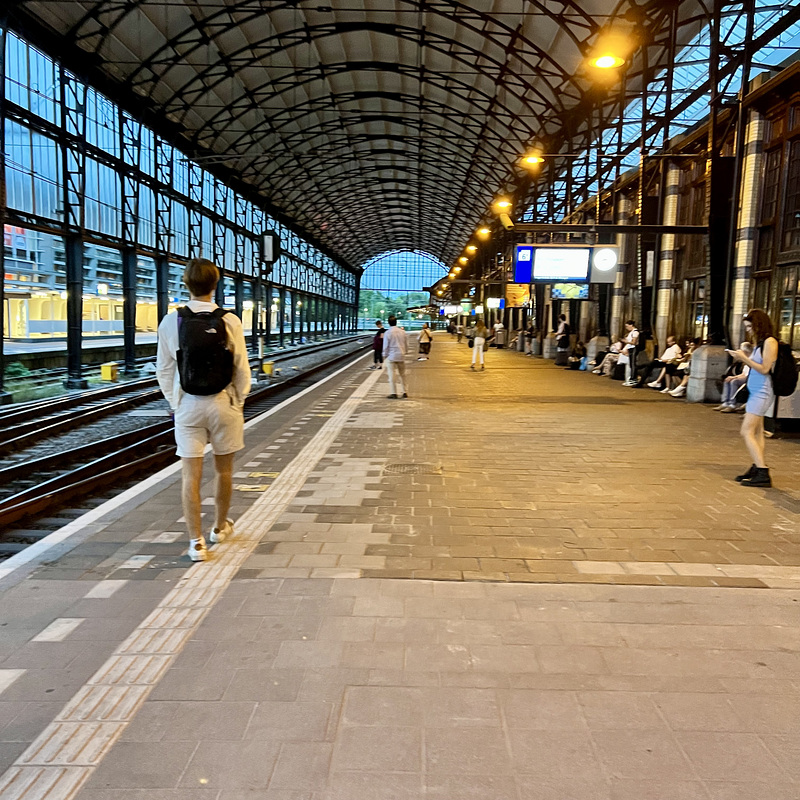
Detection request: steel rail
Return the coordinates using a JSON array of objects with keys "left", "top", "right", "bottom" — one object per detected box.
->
[{"left": 0, "top": 341, "right": 370, "bottom": 530}]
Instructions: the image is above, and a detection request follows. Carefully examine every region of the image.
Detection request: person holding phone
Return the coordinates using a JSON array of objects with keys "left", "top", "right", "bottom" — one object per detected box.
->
[{"left": 726, "top": 309, "right": 778, "bottom": 487}]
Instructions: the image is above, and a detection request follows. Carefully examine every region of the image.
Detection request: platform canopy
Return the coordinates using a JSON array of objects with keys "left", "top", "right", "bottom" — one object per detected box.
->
[{"left": 9, "top": 0, "right": 706, "bottom": 270}]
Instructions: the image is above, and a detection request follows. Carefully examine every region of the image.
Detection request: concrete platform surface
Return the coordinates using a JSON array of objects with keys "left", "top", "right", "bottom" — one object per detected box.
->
[{"left": 0, "top": 337, "right": 798, "bottom": 800}]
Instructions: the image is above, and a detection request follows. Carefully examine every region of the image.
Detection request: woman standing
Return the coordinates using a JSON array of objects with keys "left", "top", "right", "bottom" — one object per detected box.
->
[
  {"left": 417, "top": 323, "right": 433, "bottom": 361},
  {"left": 471, "top": 320, "right": 489, "bottom": 371},
  {"left": 726, "top": 309, "right": 778, "bottom": 487}
]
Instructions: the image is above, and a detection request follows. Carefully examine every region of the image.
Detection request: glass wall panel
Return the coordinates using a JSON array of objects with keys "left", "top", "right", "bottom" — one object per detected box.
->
[
  {"left": 2, "top": 26, "right": 355, "bottom": 356},
  {"left": 85, "top": 156, "right": 121, "bottom": 236},
  {"left": 86, "top": 87, "right": 119, "bottom": 157},
  {"left": 169, "top": 262, "right": 189, "bottom": 311},
  {"left": 83, "top": 246, "right": 123, "bottom": 337},
  {"left": 136, "top": 255, "right": 158, "bottom": 342},
  {"left": 5, "top": 120, "right": 61, "bottom": 218},
  {"left": 3, "top": 225, "right": 66, "bottom": 338},
  {"left": 5, "top": 32, "right": 60, "bottom": 125}
]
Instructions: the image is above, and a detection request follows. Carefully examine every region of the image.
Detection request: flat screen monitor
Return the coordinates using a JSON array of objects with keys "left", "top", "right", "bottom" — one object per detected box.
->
[
  {"left": 533, "top": 248, "right": 590, "bottom": 282},
  {"left": 551, "top": 283, "right": 589, "bottom": 300},
  {"left": 514, "top": 245, "right": 591, "bottom": 283}
]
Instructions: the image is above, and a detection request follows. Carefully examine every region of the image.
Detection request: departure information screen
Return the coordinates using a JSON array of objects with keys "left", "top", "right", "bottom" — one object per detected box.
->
[{"left": 514, "top": 246, "right": 591, "bottom": 283}]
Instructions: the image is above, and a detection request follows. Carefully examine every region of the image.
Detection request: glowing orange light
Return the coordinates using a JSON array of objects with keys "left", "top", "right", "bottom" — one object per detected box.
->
[{"left": 594, "top": 54, "right": 625, "bottom": 69}]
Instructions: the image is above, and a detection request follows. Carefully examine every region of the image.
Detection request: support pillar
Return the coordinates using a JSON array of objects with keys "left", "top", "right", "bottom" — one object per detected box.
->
[
  {"left": 234, "top": 277, "right": 244, "bottom": 321},
  {"left": 278, "top": 288, "right": 285, "bottom": 347},
  {"left": 64, "top": 235, "right": 88, "bottom": 389},
  {"left": 289, "top": 291, "right": 296, "bottom": 344},
  {"left": 122, "top": 248, "right": 138, "bottom": 375},
  {"left": 730, "top": 110, "right": 764, "bottom": 342},
  {"left": 263, "top": 283, "right": 272, "bottom": 350},
  {"left": 610, "top": 195, "right": 632, "bottom": 338},
  {"left": 0, "top": 26, "right": 10, "bottom": 403},
  {"left": 156, "top": 256, "right": 169, "bottom": 324},
  {"left": 655, "top": 164, "right": 681, "bottom": 350}
]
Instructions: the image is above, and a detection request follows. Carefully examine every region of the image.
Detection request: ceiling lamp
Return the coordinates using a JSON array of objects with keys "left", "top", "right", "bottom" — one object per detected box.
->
[
  {"left": 593, "top": 54, "right": 625, "bottom": 69},
  {"left": 493, "top": 197, "right": 512, "bottom": 213},
  {"left": 477, "top": 227, "right": 491, "bottom": 237},
  {"left": 522, "top": 154, "right": 544, "bottom": 166},
  {"left": 459, "top": 256, "right": 468, "bottom": 264},
  {"left": 466, "top": 245, "right": 477, "bottom": 253}
]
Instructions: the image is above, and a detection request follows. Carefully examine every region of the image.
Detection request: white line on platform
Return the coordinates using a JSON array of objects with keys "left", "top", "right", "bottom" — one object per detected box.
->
[
  {"left": 83, "top": 581, "right": 127, "bottom": 599},
  {"left": 0, "top": 362, "right": 378, "bottom": 800},
  {"left": 0, "top": 669, "right": 26, "bottom": 697},
  {"left": 0, "top": 351, "right": 370, "bottom": 587},
  {"left": 32, "top": 619, "right": 84, "bottom": 643}
]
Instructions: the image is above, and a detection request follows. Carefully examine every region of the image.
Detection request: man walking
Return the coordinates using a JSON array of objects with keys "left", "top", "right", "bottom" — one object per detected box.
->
[
  {"left": 382, "top": 315, "right": 408, "bottom": 398},
  {"left": 157, "top": 258, "right": 251, "bottom": 562}
]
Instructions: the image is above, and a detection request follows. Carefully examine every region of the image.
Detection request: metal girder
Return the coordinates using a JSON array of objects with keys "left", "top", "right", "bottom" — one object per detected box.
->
[{"left": 513, "top": 223, "right": 707, "bottom": 235}]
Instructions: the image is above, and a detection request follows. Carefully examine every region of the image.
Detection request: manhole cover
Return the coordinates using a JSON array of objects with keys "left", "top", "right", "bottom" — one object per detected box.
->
[{"left": 383, "top": 463, "right": 441, "bottom": 475}]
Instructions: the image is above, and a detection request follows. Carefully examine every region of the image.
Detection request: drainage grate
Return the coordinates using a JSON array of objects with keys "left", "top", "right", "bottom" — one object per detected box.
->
[{"left": 383, "top": 463, "right": 441, "bottom": 475}]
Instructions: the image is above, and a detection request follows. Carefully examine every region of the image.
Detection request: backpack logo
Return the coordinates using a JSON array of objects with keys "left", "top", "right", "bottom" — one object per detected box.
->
[{"left": 176, "top": 307, "right": 234, "bottom": 396}]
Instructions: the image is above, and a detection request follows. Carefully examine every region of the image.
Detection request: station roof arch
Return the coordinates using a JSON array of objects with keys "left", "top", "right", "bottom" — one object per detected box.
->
[{"left": 9, "top": 0, "right": 715, "bottom": 273}]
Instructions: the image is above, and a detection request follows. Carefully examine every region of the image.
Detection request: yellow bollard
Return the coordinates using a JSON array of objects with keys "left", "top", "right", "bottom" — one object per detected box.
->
[{"left": 262, "top": 361, "right": 274, "bottom": 377}]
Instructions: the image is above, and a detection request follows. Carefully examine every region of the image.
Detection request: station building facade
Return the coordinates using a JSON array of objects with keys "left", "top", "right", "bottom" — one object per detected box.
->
[{"left": 576, "top": 61, "right": 800, "bottom": 352}]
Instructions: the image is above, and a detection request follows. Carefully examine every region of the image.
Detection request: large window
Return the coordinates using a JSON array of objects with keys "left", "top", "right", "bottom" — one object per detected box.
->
[
  {"left": 776, "top": 265, "right": 800, "bottom": 349},
  {"left": 360, "top": 249, "right": 447, "bottom": 326},
  {"left": 2, "top": 27, "right": 357, "bottom": 342},
  {"left": 782, "top": 140, "right": 800, "bottom": 251}
]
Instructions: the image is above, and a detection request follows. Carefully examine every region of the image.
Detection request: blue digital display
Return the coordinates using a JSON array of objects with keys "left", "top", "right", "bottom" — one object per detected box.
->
[
  {"left": 514, "top": 245, "right": 534, "bottom": 283},
  {"left": 515, "top": 245, "right": 591, "bottom": 283}
]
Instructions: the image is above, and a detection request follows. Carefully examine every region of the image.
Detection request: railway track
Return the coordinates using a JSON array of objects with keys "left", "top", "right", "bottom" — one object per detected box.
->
[{"left": 0, "top": 337, "right": 369, "bottom": 557}]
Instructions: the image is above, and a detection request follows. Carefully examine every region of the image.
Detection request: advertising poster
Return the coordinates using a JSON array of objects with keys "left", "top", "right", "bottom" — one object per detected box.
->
[{"left": 505, "top": 283, "right": 530, "bottom": 307}]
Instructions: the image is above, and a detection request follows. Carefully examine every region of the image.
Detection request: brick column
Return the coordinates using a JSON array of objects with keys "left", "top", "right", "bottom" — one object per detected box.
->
[
  {"left": 655, "top": 164, "right": 681, "bottom": 349},
  {"left": 610, "top": 195, "right": 632, "bottom": 338},
  {"left": 730, "top": 110, "right": 764, "bottom": 342}
]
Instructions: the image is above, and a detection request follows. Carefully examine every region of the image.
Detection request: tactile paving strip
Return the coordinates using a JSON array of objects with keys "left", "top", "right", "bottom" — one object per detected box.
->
[{"left": 0, "top": 369, "right": 380, "bottom": 800}]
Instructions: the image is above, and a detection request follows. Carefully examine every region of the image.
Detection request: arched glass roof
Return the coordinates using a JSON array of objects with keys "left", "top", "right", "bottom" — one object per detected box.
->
[
  {"left": 12, "top": 0, "right": 793, "bottom": 271},
  {"left": 361, "top": 249, "right": 447, "bottom": 295}
]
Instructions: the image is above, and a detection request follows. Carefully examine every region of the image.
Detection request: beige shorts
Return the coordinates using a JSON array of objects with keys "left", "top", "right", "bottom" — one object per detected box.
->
[{"left": 174, "top": 391, "right": 245, "bottom": 458}]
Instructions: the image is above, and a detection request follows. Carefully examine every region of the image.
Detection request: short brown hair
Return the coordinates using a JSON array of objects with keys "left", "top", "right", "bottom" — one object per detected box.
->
[
  {"left": 743, "top": 308, "right": 774, "bottom": 344},
  {"left": 183, "top": 258, "right": 219, "bottom": 297}
]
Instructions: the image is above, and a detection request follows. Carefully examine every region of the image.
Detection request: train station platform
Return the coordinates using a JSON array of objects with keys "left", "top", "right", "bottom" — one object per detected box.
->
[{"left": 1, "top": 334, "right": 799, "bottom": 800}]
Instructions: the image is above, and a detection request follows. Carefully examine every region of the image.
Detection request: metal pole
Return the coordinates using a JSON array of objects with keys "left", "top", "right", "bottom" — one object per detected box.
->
[
  {"left": 121, "top": 247, "right": 138, "bottom": 375},
  {"left": 64, "top": 235, "right": 87, "bottom": 388},
  {"left": 278, "top": 287, "right": 285, "bottom": 347},
  {"left": 156, "top": 256, "right": 169, "bottom": 324},
  {"left": 0, "top": 21, "right": 10, "bottom": 402}
]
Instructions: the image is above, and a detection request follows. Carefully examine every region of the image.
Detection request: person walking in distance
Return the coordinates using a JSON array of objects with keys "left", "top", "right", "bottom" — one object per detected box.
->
[
  {"left": 471, "top": 319, "right": 489, "bottom": 370},
  {"left": 418, "top": 322, "right": 433, "bottom": 361},
  {"left": 369, "top": 319, "right": 385, "bottom": 370},
  {"left": 383, "top": 315, "right": 408, "bottom": 398},
  {"left": 157, "top": 258, "right": 251, "bottom": 562},
  {"left": 726, "top": 309, "right": 778, "bottom": 487}
]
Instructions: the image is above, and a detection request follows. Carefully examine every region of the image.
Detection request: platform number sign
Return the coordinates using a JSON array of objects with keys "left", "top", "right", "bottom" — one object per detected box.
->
[{"left": 260, "top": 230, "right": 280, "bottom": 279}]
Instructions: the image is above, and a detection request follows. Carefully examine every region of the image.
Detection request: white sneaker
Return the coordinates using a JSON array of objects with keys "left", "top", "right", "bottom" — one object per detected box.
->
[
  {"left": 647, "top": 381, "right": 661, "bottom": 388},
  {"left": 622, "top": 380, "right": 636, "bottom": 387},
  {"left": 210, "top": 519, "right": 233, "bottom": 544},
  {"left": 189, "top": 537, "right": 208, "bottom": 562},
  {"left": 669, "top": 386, "right": 686, "bottom": 397},
  {"left": 660, "top": 387, "right": 672, "bottom": 394}
]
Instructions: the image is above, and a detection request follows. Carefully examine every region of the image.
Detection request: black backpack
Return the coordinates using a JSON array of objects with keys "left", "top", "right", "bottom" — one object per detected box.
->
[
  {"left": 771, "top": 342, "right": 799, "bottom": 397},
  {"left": 176, "top": 306, "right": 234, "bottom": 396}
]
